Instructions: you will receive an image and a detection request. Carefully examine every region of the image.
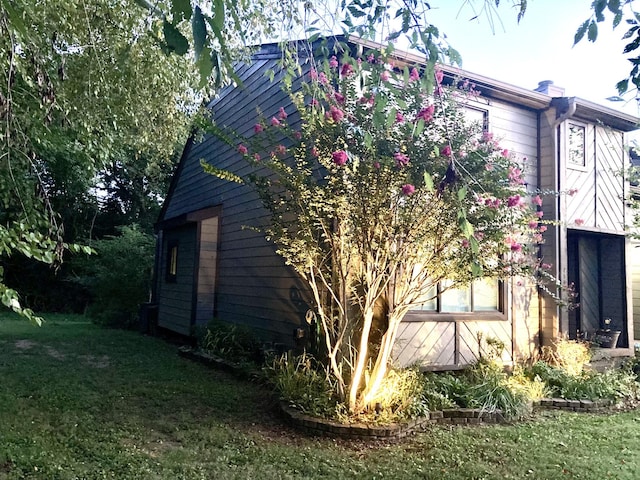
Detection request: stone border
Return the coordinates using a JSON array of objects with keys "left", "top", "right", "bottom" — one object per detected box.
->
[
  {"left": 280, "top": 403, "right": 508, "bottom": 440},
  {"left": 534, "top": 397, "right": 614, "bottom": 412},
  {"left": 177, "top": 346, "right": 260, "bottom": 380}
]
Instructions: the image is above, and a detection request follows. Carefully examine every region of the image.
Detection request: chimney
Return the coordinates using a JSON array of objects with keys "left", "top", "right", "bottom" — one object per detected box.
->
[{"left": 535, "top": 80, "right": 565, "bottom": 97}]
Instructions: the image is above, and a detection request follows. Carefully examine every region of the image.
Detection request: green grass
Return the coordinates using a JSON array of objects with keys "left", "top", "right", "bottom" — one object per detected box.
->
[{"left": 2, "top": 312, "right": 640, "bottom": 479}]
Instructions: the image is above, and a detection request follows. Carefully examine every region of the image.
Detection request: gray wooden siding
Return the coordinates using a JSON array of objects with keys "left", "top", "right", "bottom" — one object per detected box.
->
[
  {"left": 157, "top": 226, "right": 197, "bottom": 335},
  {"left": 632, "top": 241, "right": 640, "bottom": 340},
  {"left": 159, "top": 54, "right": 312, "bottom": 343},
  {"left": 395, "top": 97, "right": 539, "bottom": 368},
  {"left": 565, "top": 126, "right": 625, "bottom": 232}
]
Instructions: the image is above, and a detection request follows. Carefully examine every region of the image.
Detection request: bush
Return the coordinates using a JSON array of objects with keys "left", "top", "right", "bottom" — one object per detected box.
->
[
  {"left": 198, "top": 320, "right": 263, "bottom": 365},
  {"left": 540, "top": 337, "right": 592, "bottom": 376},
  {"left": 71, "top": 225, "right": 154, "bottom": 328},
  {"left": 264, "top": 353, "right": 339, "bottom": 418},
  {"left": 525, "top": 361, "right": 639, "bottom": 402}
]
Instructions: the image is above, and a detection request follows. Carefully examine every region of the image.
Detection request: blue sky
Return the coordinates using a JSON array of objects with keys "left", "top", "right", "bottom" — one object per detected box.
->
[{"left": 425, "top": 1, "right": 637, "bottom": 116}]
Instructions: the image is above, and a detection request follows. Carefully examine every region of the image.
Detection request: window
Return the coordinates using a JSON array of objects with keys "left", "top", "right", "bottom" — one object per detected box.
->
[
  {"left": 568, "top": 122, "right": 586, "bottom": 168},
  {"left": 166, "top": 242, "right": 178, "bottom": 282},
  {"left": 462, "top": 107, "right": 488, "bottom": 134},
  {"left": 413, "top": 278, "right": 501, "bottom": 314}
]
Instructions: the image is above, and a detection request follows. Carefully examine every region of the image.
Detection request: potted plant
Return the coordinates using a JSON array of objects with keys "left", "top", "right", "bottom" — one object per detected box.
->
[{"left": 594, "top": 318, "right": 621, "bottom": 349}]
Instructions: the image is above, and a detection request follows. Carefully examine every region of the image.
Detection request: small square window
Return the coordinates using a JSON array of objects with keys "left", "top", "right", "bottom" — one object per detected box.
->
[{"left": 413, "top": 278, "right": 501, "bottom": 313}]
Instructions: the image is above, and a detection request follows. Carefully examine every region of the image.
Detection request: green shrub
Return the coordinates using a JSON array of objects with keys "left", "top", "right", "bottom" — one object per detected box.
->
[
  {"left": 525, "top": 361, "right": 639, "bottom": 402},
  {"left": 71, "top": 225, "right": 154, "bottom": 328},
  {"left": 264, "top": 353, "right": 338, "bottom": 418},
  {"left": 199, "top": 320, "right": 263, "bottom": 365}
]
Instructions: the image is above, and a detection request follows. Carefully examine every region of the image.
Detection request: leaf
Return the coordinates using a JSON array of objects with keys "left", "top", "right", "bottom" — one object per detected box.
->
[
  {"left": 594, "top": 0, "right": 607, "bottom": 22},
  {"left": 347, "top": 5, "right": 366, "bottom": 17},
  {"left": 614, "top": 11, "right": 623, "bottom": 29},
  {"left": 622, "top": 26, "right": 639, "bottom": 40},
  {"left": 574, "top": 19, "right": 590, "bottom": 45},
  {"left": 196, "top": 46, "right": 213, "bottom": 88},
  {"left": 201, "top": 160, "right": 244, "bottom": 184},
  {"left": 212, "top": 0, "right": 225, "bottom": 33},
  {"left": 471, "top": 261, "right": 483, "bottom": 277},
  {"left": 447, "top": 47, "right": 462, "bottom": 66},
  {"left": 457, "top": 186, "right": 467, "bottom": 201},
  {"left": 623, "top": 35, "right": 640, "bottom": 54},
  {"left": 608, "top": 0, "right": 621, "bottom": 14},
  {"left": 1, "top": 0, "right": 28, "bottom": 38},
  {"left": 587, "top": 21, "right": 598, "bottom": 42},
  {"left": 171, "top": 0, "right": 192, "bottom": 22},
  {"left": 423, "top": 171, "right": 434, "bottom": 193},
  {"left": 192, "top": 6, "right": 207, "bottom": 60},
  {"left": 458, "top": 216, "right": 474, "bottom": 238},
  {"left": 616, "top": 79, "right": 629, "bottom": 94},
  {"left": 163, "top": 20, "right": 189, "bottom": 55}
]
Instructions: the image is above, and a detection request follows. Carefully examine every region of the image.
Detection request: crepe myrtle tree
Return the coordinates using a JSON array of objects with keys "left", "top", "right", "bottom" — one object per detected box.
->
[{"left": 206, "top": 48, "right": 554, "bottom": 414}]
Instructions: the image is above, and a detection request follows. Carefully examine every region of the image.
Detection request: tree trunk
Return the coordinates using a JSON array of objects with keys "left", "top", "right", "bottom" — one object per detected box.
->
[{"left": 348, "top": 307, "right": 374, "bottom": 413}]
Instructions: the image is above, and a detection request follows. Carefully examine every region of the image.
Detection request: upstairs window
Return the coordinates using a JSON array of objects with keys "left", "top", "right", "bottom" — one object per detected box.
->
[{"left": 568, "top": 122, "right": 586, "bottom": 168}]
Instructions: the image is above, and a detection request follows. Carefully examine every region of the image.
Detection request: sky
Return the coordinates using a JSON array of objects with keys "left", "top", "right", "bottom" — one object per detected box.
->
[{"left": 423, "top": 0, "right": 638, "bottom": 118}]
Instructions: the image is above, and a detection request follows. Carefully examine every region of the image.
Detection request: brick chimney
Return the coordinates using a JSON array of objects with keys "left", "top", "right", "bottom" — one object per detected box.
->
[{"left": 535, "top": 80, "right": 565, "bottom": 97}]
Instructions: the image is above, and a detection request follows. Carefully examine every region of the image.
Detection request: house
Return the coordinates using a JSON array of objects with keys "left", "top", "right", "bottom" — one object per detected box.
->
[{"left": 152, "top": 37, "right": 639, "bottom": 369}]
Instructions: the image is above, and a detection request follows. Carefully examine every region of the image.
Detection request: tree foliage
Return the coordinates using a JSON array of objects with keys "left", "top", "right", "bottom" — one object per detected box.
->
[
  {"left": 209, "top": 45, "right": 551, "bottom": 413},
  {"left": 574, "top": 0, "right": 640, "bottom": 95}
]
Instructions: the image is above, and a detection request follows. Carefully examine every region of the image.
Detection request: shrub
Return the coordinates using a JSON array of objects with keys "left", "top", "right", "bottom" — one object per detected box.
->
[
  {"left": 540, "top": 337, "right": 592, "bottom": 376},
  {"left": 71, "top": 225, "right": 154, "bottom": 328},
  {"left": 198, "top": 320, "right": 263, "bottom": 365},
  {"left": 264, "top": 353, "right": 339, "bottom": 418}
]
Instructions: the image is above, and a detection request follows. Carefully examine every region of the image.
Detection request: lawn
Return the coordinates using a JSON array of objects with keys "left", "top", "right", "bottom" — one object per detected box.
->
[{"left": 1, "top": 313, "right": 640, "bottom": 479}]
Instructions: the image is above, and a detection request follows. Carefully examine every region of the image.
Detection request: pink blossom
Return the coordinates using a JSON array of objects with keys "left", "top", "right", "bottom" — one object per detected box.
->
[
  {"left": 507, "top": 195, "right": 524, "bottom": 208},
  {"left": 311, "top": 147, "right": 319, "bottom": 157},
  {"left": 532, "top": 195, "right": 543, "bottom": 206},
  {"left": 394, "top": 152, "right": 410, "bottom": 167},
  {"left": 416, "top": 105, "right": 435, "bottom": 122},
  {"left": 332, "top": 150, "right": 348, "bottom": 166},
  {"left": 237, "top": 144, "right": 248, "bottom": 155},
  {"left": 528, "top": 220, "right": 539, "bottom": 229},
  {"left": 270, "top": 117, "right": 281, "bottom": 127},
  {"left": 481, "top": 132, "right": 494, "bottom": 143},
  {"left": 275, "top": 144, "right": 287, "bottom": 156},
  {"left": 381, "top": 70, "right": 390, "bottom": 82},
  {"left": 395, "top": 112, "right": 405, "bottom": 123},
  {"left": 485, "top": 163, "right": 494, "bottom": 171},
  {"left": 293, "top": 131, "right": 302, "bottom": 140},
  {"left": 501, "top": 149, "right": 510, "bottom": 157},
  {"left": 334, "top": 92, "right": 345, "bottom": 104},
  {"left": 508, "top": 166, "right": 524, "bottom": 185},
  {"left": 329, "top": 105, "right": 344, "bottom": 122},
  {"left": 568, "top": 188, "right": 578, "bottom": 196},
  {"left": 510, "top": 243, "right": 523, "bottom": 252},
  {"left": 309, "top": 68, "right": 318, "bottom": 80},
  {"left": 542, "top": 263, "right": 552, "bottom": 270},
  {"left": 278, "top": 107, "right": 288, "bottom": 120},
  {"left": 539, "top": 225, "right": 547, "bottom": 233},
  {"left": 253, "top": 153, "right": 261, "bottom": 161},
  {"left": 517, "top": 280, "right": 524, "bottom": 287},
  {"left": 475, "top": 232, "right": 484, "bottom": 240},
  {"left": 462, "top": 239, "right": 470, "bottom": 248},
  {"left": 374, "top": 162, "right": 381, "bottom": 169},
  {"left": 318, "top": 72, "right": 329, "bottom": 84},
  {"left": 310, "top": 98, "right": 319, "bottom": 107},
  {"left": 434, "top": 67, "right": 443, "bottom": 85},
  {"left": 533, "top": 234, "right": 543, "bottom": 243},
  {"left": 536, "top": 211, "right": 544, "bottom": 218},
  {"left": 401, "top": 184, "right": 416, "bottom": 196},
  {"left": 341, "top": 63, "right": 354, "bottom": 76},
  {"left": 367, "top": 53, "right": 375, "bottom": 63},
  {"left": 329, "top": 56, "right": 339, "bottom": 68},
  {"left": 574, "top": 218, "right": 585, "bottom": 226},
  {"left": 409, "top": 67, "right": 420, "bottom": 82},
  {"left": 441, "top": 145, "right": 452, "bottom": 158},
  {"left": 254, "top": 123, "right": 264, "bottom": 133}
]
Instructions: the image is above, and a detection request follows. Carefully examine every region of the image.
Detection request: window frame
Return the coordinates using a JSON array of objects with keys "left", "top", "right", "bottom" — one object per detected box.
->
[
  {"left": 405, "top": 279, "right": 507, "bottom": 322},
  {"left": 165, "top": 241, "right": 179, "bottom": 283},
  {"left": 566, "top": 120, "right": 588, "bottom": 171}
]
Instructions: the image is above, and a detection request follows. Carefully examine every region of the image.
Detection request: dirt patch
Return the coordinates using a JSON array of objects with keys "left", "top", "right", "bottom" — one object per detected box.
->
[
  {"left": 80, "top": 354, "right": 111, "bottom": 368},
  {"left": 14, "top": 339, "right": 37, "bottom": 350},
  {"left": 45, "top": 346, "right": 66, "bottom": 360}
]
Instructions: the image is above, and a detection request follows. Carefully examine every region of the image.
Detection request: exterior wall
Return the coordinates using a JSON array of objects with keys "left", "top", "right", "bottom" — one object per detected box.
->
[
  {"left": 158, "top": 50, "right": 312, "bottom": 343},
  {"left": 394, "top": 96, "right": 541, "bottom": 369},
  {"left": 157, "top": 225, "right": 197, "bottom": 335},
  {"left": 632, "top": 240, "right": 640, "bottom": 340}
]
